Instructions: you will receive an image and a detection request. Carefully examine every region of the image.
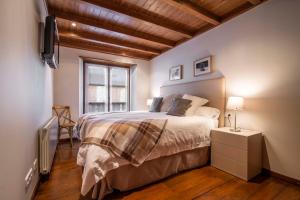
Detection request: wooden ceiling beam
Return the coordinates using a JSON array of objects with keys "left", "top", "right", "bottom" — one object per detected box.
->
[
  {"left": 80, "top": 57, "right": 134, "bottom": 68},
  {"left": 49, "top": 8, "right": 175, "bottom": 48},
  {"left": 59, "top": 36, "right": 153, "bottom": 60},
  {"left": 221, "top": 2, "right": 254, "bottom": 22},
  {"left": 247, "top": 0, "right": 262, "bottom": 5},
  {"left": 81, "top": 0, "right": 194, "bottom": 38},
  {"left": 58, "top": 26, "right": 161, "bottom": 55},
  {"left": 164, "top": 0, "right": 221, "bottom": 25}
]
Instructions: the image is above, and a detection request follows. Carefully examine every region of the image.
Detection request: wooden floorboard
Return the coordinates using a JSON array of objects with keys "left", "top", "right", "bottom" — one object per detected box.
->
[{"left": 34, "top": 141, "right": 300, "bottom": 200}]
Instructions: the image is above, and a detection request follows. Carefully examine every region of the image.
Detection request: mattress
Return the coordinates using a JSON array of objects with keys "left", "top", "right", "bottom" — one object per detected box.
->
[{"left": 77, "top": 111, "right": 218, "bottom": 196}]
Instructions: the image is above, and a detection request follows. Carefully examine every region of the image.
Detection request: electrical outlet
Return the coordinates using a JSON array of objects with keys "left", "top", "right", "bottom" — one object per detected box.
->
[
  {"left": 33, "top": 159, "right": 38, "bottom": 171},
  {"left": 25, "top": 168, "right": 33, "bottom": 189}
]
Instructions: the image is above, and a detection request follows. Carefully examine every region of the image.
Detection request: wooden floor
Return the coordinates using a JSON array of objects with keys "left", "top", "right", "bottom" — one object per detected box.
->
[{"left": 34, "top": 141, "right": 300, "bottom": 200}]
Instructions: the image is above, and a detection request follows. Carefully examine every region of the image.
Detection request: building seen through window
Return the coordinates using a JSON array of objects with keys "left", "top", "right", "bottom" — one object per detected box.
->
[{"left": 84, "top": 63, "right": 129, "bottom": 113}]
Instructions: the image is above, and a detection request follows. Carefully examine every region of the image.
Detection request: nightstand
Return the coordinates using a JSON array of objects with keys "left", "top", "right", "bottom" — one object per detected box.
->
[{"left": 211, "top": 127, "right": 262, "bottom": 181}]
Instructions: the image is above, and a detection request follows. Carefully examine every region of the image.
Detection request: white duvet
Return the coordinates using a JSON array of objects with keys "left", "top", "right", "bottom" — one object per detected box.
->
[{"left": 77, "top": 111, "right": 217, "bottom": 195}]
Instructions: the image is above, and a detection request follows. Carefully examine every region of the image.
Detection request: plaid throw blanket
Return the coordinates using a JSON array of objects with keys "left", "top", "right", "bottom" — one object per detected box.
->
[{"left": 77, "top": 115, "right": 167, "bottom": 166}]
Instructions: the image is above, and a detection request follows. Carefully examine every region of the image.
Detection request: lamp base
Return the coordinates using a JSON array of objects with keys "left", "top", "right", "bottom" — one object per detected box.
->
[{"left": 230, "top": 127, "right": 241, "bottom": 132}]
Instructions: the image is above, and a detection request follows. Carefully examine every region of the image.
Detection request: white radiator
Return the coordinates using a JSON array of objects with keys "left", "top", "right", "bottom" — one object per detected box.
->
[{"left": 39, "top": 116, "right": 58, "bottom": 175}]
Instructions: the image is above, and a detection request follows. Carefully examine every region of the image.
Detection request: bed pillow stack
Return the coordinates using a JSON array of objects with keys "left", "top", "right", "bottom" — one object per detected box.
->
[
  {"left": 160, "top": 94, "right": 182, "bottom": 112},
  {"left": 149, "top": 97, "right": 163, "bottom": 112},
  {"left": 166, "top": 98, "right": 192, "bottom": 116},
  {"left": 195, "top": 106, "right": 220, "bottom": 119},
  {"left": 182, "top": 94, "right": 209, "bottom": 116},
  {"left": 158, "top": 94, "right": 209, "bottom": 116}
]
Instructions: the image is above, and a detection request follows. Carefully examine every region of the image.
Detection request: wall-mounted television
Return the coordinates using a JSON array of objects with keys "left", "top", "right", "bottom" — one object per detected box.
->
[{"left": 42, "top": 16, "right": 59, "bottom": 69}]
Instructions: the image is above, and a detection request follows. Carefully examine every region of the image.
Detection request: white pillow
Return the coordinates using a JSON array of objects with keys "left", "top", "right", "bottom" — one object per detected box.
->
[
  {"left": 182, "top": 94, "right": 209, "bottom": 116},
  {"left": 195, "top": 106, "right": 220, "bottom": 119}
]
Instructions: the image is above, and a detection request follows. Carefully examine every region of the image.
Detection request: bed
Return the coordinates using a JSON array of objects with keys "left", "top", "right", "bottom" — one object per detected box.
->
[{"left": 77, "top": 77, "right": 225, "bottom": 200}]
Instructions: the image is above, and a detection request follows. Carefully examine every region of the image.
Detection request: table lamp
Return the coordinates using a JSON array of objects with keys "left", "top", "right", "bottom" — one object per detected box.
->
[{"left": 227, "top": 96, "right": 244, "bottom": 132}]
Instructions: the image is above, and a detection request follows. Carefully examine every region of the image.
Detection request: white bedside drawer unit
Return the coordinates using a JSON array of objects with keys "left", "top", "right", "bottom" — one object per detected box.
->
[{"left": 211, "top": 127, "right": 262, "bottom": 181}]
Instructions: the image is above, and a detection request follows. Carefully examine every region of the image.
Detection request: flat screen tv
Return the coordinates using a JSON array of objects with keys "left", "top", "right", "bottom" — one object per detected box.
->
[{"left": 42, "top": 16, "right": 59, "bottom": 69}]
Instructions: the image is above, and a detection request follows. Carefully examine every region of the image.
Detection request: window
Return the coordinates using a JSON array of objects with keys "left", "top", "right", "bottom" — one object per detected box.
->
[{"left": 83, "top": 62, "right": 129, "bottom": 113}]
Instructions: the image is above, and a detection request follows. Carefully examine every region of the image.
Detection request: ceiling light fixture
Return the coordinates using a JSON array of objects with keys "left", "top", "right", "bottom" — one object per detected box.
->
[{"left": 71, "top": 22, "right": 77, "bottom": 27}]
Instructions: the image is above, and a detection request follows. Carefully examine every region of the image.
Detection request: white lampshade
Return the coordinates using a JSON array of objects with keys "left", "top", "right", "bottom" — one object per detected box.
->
[
  {"left": 147, "top": 99, "right": 153, "bottom": 106},
  {"left": 227, "top": 96, "right": 244, "bottom": 110}
]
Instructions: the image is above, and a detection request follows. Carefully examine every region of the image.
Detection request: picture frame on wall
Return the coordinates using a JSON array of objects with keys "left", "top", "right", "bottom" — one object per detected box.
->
[
  {"left": 193, "top": 56, "right": 211, "bottom": 76},
  {"left": 169, "top": 65, "right": 183, "bottom": 81}
]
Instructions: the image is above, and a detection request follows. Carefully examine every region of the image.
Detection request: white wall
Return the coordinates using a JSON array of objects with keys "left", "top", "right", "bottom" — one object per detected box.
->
[
  {"left": 151, "top": 0, "right": 300, "bottom": 180},
  {"left": 0, "top": 0, "right": 53, "bottom": 200},
  {"left": 54, "top": 47, "right": 150, "bottom": 120}
]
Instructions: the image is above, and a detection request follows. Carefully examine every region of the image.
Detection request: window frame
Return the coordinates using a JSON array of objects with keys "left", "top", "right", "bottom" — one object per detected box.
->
[{"left": 83, "top": 60, "right": 130, "bottom": 114}]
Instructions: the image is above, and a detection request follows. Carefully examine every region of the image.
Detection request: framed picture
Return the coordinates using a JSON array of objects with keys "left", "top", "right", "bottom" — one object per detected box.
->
[
  {"left": 193, "top": 56, "right": 211, "bottom": 76},
  {"left": 169, "top": 65, "right": 183, "bottom": 81}
]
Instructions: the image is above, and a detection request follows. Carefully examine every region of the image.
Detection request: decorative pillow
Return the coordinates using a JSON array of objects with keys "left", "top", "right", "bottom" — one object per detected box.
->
[
  {"left": 167, "top": 98, "right": 192, "bottom": 116},
  {"left": 194, "top": 106, "right": 220, "bottom": 119},
  {"left": 149, "top": 97, "right": 163, "bottom": 112},
  {"left": 160, "top": 94, "right": 182, "bottom": 112},
  {"left": 182, "top": 94, "right": 209, "bottom": 116}
]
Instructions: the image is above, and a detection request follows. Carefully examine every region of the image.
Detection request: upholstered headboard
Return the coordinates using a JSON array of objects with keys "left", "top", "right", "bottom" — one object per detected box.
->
[{"left": 160, "top": 77, "right": 226, "bottom": 126}]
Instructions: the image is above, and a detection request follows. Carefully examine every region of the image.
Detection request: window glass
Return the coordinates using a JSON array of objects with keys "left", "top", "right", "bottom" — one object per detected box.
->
[
  {"left": 84, "top": 63, "right": 129, "bottom": 113},
  {"left": 85, "top": 65, "right": 108, "bottom": 113},
  {"left": 110, "top": 67, "right": 128, "bottom": 112}
]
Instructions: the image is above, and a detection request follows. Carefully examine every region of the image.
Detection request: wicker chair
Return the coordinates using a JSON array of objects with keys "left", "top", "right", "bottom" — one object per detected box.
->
[{"left": 52, "top": 106, "right": 76, "bottom": 147}]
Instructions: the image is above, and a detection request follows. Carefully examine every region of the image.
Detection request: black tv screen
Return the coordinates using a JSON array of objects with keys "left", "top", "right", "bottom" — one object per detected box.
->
[{"left": 43, "top": 16, "right": 59, "bottom": 69}]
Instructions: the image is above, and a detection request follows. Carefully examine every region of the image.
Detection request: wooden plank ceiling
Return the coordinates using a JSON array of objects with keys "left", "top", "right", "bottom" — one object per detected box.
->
[{"left": 46, "top": 0, "right": 265, "bottom": 60}]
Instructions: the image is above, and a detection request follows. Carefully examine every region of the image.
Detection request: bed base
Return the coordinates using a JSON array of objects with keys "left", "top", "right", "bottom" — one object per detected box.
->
[{"left": 81, "top": 146, "right": 210, "bottom": 200}]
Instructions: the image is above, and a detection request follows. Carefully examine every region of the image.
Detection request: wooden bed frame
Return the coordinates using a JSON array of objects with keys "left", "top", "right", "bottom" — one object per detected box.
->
[{"left": 83, "top": 77, "right": 226, "bottom": 199}]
